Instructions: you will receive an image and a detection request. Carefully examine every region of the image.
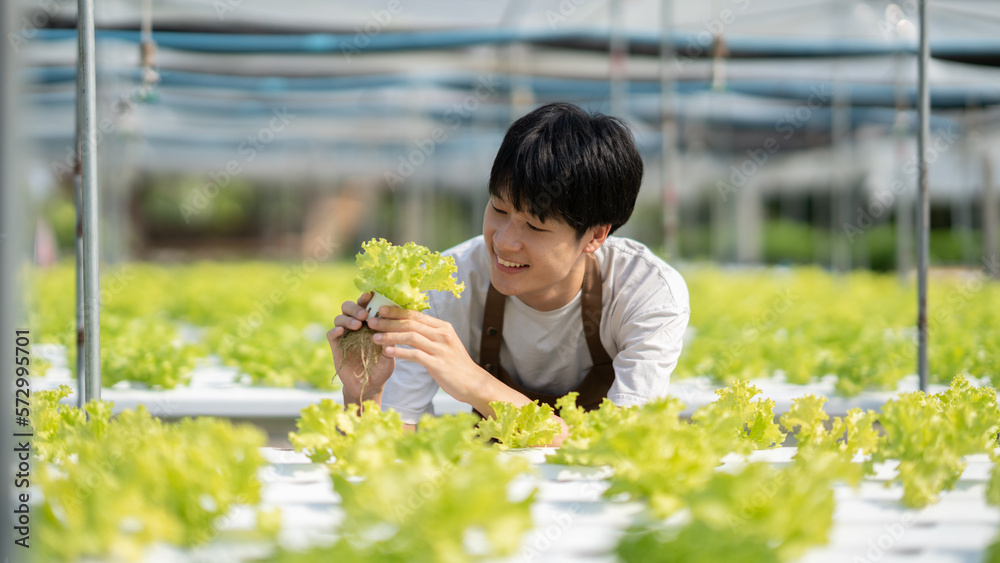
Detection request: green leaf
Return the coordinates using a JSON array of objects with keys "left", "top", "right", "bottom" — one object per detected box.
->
[
  {"left": 477, "top": 401, "right": 561, "bottom": 450},
  {"left": 289, "top": 399, "right": 404, "bottom": 474},
  {"left": 354, "top": 238, "right": 465, "bottom": 312},
  {"left": 692, "top": 380, "right": 785, "bottom": 453},
  {"left": 875, "top": 375, "right": 1000, "bottom": 507}
]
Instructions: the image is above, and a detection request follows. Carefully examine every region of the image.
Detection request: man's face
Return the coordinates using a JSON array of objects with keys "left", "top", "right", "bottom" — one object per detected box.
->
[{"left": 482, "top": 195, "right": 605, "bottom": 311}]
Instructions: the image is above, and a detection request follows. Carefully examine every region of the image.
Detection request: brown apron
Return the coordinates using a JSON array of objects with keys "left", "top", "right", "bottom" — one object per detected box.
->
[{"left": 477, "top": 253, "right": 615, "bottom": 415}]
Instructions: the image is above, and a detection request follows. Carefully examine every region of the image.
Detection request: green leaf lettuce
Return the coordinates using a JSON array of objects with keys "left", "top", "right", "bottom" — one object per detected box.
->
[{"left": 354, "top": 238, "right": 465, "bottom": 312}]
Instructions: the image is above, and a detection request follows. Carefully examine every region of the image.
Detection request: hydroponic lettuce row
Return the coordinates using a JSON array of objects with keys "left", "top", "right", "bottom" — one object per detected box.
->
[
  {"left": 617, "top": 452, "right": 841, "bottom": 563},
  {"left": 676, "top": 267, "right": 1000, "bottom": 394},
  {"left": 353, "top": 238, "right": 465, "bottom": 312},
  {"left": 31, "top": 375, "right": 1000, "bottom": 561},
  {"left": 32, "top": 386, "right": 275, "bottom": 562},
  {"left": 551, "top": 382, "right": 785, "bottom": 518},
  {"left": 26, "top": 262, "right": 998, "bottom": 394},
  {"left": 208, "top": 321, "right": 335, "bottom": 389},
  {"left": 286, "top": 399, "right": 549, "bottom": 470},
  {"left": 28, "top": 261, "right": 356, "bottom": 389},
  {"left": 554, "top": 376, "right": 998, "bottom": 562},
  {"left": 873, "top": 375, "right": 1000, "bottom": 507},
  {"left": 284, "top": 400, "right": 531, "bottom": 562},
  {"left": 270, "top": 448, "right": 533, "bottom": 563}
]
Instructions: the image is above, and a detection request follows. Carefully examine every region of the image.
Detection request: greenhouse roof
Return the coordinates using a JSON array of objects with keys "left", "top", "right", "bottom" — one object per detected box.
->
[{"left": 20, "top": 0, "right": 1000, "bottom": 198}]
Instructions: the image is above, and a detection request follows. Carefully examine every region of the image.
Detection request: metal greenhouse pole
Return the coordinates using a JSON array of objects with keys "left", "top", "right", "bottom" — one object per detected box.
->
[
  {"left": 985, "top": 155, "right": 999, "bottom": 277},
  {"left": 78, "top": 0, "right": 101, "bottom": 402},
  {"left": 74, "top": 31, "right": 86, "bottom": 406},
  {"left": 2, "top": 0, "right": 19, "bottom": 560},
  {"left": 916, "top": 0, "right": 930, "bottom": 392}
]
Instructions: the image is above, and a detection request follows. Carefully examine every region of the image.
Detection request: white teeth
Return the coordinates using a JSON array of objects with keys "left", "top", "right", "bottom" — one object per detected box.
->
[{"left": 498, "top": 257, "right": 526, "bottom": 268}]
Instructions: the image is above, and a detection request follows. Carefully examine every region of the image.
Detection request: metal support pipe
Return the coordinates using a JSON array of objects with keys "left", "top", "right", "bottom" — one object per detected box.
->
[
  {"left": 74, "top": 45, "right": 86, "bottom": 407},
  {"left": 2, "top": 0, "right": 19, "bottom": 560},
  {"left": 78, "top": 0, "right": 101, "bottom": 402},
  {"left": 660, "top": 0, "right": 679, "bottom": 259},
  {"left": 916, "top": 0, "right": 930, "bottom": 391},
  {"left": 985, "top": 154, "right": 999, "bottom": 277}
]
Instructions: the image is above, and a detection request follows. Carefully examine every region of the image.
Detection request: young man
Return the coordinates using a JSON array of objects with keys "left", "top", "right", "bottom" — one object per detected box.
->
[{"left": 327, "top": 102, "right": 689, "bottom": 444}]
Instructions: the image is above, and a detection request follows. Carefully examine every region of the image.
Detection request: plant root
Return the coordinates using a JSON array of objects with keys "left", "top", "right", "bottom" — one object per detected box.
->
[{"left": 337, "top": 323, "right": 383, "bottom": 396}]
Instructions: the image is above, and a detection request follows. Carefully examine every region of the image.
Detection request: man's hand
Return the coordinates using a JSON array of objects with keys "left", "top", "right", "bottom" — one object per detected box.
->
[
  {"left": 328, "top": 292, "right": 394, "bottom": 406},
  {"left": 368, "top": 307, "right": 571, "bottom": 447},
  {"left": 367, "top": 307, "right": 496, "bottom": 407}
]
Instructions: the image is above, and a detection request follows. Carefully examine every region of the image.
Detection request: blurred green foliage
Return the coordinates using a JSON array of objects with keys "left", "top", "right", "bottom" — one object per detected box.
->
[
  {"left": 29, "top": 261, "right": 357, "bottom": 389},
  {"left": 677, "top": 265, "right": 1000, "bottom": 394}
]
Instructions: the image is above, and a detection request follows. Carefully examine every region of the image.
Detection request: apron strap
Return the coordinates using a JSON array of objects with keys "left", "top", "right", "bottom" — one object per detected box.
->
[
  {"left": 581, "top": 252, "right": 613, "bottom": 367},
  {"left": 480, "top": 276, "right": 506, "bottom": 377}
]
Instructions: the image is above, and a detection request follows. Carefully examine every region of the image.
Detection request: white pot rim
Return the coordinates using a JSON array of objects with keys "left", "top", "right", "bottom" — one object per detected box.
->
[{"left": 366, "top": 292, "right": 402, "bottom": 317}]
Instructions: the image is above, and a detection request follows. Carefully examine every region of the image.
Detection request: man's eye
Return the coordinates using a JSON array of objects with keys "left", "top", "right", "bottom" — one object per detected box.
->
[
  {"left": 527, "top": 223, "right": 545, "bottom": 232},
  {"left": 491, "top": 204, "right": 507, "bottom": 215}
]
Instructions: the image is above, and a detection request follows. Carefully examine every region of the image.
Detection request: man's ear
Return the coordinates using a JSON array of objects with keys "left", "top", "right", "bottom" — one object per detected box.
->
[{"left": 582, "top": 224, "right": 611, "bottom": 253}]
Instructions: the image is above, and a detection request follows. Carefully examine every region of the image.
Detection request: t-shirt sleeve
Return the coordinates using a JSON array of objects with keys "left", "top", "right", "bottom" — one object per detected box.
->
[
  {"left": 379, "top": 288, "right": 446, "bottom": 424},
  {"left": 605, "top": 264, "right": 691, "bottom": 407},
  {"left": 380, "top": 357, "right": 440, "bottom": 425}
]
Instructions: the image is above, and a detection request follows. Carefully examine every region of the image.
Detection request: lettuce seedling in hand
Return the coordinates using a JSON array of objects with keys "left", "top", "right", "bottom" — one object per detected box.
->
[
  {"left": 338, "top": 238, "right": 465, "bottom": 391},
  {"left": 354, "top": 238, "right": 465, "bottom": 312}
]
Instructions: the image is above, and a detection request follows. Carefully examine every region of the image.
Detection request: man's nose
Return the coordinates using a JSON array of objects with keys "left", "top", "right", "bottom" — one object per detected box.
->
[{"left": 493, "top": 220, "right": 521, "bottom": 251}]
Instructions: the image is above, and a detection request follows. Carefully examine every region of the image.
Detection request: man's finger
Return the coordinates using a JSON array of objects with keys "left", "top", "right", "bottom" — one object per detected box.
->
[
  {"left": 341, "top": 299, "right": 370, "bottom": 321},
  {"left": 326, "top": 326, "right": 344, "bottom": 351},
  {"left": 368, "top": 316, "right": 439, "bottom": 340},
  {"left": 333, "top": 314, "right": 363, "bottom": 331},
  {"left": 379, "top": 305, "right": 431, "bottom": 318},
  {"left": 376, "top": 306, "right": 445, "bottom": 328},
  {"left": 382, "top": 344, "right": 430, "bottom": 365},
  {"left": 373, "top": 329, "right": 433, "bottom": 351}
]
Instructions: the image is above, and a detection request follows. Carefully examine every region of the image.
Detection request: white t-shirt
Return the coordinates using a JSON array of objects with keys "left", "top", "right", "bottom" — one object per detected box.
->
[{"left": 380, "top": 235, "right": 690, "bottom": 424}]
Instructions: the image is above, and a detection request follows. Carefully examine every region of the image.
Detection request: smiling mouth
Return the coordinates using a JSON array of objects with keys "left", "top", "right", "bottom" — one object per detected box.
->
[{"left": 497, "top": 256, "right": 528, "bottom": 268}]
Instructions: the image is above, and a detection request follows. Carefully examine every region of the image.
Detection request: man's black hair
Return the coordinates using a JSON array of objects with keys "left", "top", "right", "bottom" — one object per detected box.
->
[{"left": 488, "top": 101, "right": 644, "bottom": 237}]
